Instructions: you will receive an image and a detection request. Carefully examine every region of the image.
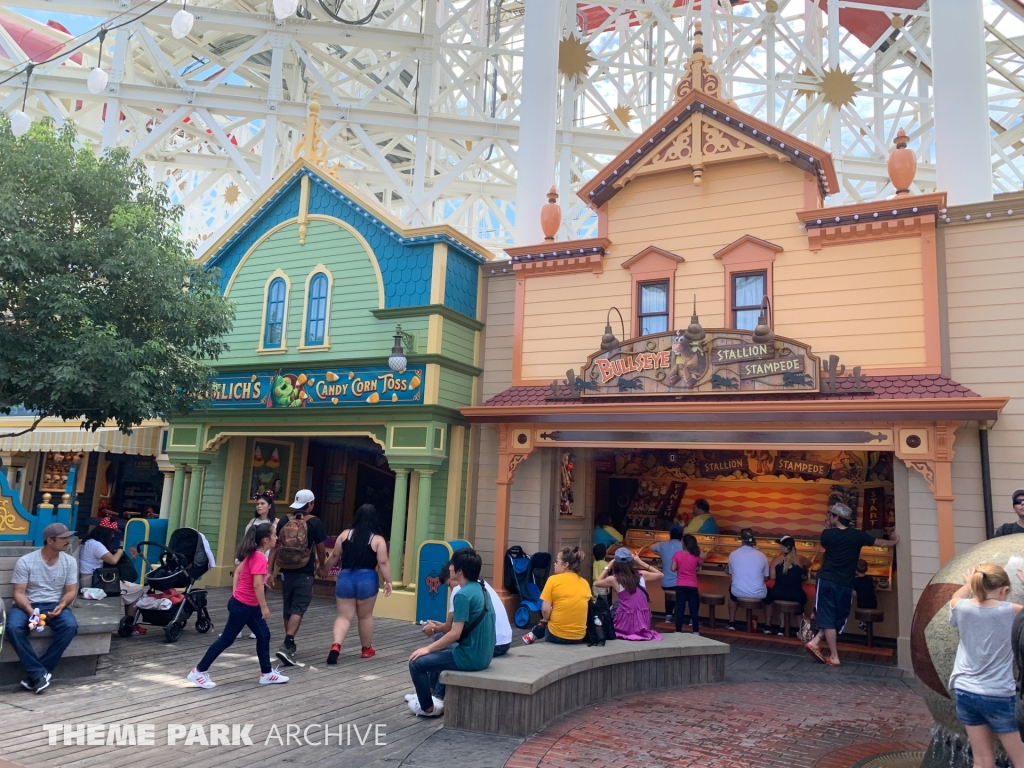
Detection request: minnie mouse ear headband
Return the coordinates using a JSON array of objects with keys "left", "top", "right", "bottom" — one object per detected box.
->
[
  {"left": 255, "top": 490, "right": 275, "bottom": 499},
  {"left": 99, "top": 517, "right": 120, "bottom": 530}
]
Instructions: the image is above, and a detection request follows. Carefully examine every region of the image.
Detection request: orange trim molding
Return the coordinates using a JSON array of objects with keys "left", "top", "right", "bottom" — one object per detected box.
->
[
  {"left": 797, "top": 192, "right": 947, "bottom": 251},
  {"left": 506, "top": 237, "right": 611, "bottom": 277},
  {"left": 714, "top": 235, "right": 781, "bottom": 329}
]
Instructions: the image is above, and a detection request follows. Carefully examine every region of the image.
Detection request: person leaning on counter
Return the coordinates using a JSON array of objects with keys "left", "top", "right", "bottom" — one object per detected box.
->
[{"left": 683, "top": 499, "right": 719, "bottom": 535}]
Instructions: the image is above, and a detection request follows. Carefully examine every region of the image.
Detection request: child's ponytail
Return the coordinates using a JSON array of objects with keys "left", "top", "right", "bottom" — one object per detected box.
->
[{"left": 970, "top": 563, "right": 1011, "bottom": 600}]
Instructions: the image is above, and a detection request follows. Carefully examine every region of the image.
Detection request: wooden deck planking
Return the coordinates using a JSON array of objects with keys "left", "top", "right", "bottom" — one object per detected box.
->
[{"left": 0, "top": 588, "right": 471, "bottom": 768}]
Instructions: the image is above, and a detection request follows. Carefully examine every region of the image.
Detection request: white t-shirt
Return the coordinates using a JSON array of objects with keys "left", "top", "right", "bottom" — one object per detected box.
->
[
  {"left": 449, "top": 580, "right": 512, "bottom": 646},
  {"left": 727, "top": 546, "right": 769, "bottom": 599},
  {"left": 614, "top": 574, "right": 646, "bottom": 593},
  {"left": 79, "top": 539, "right": 111, "bottom": 575}
]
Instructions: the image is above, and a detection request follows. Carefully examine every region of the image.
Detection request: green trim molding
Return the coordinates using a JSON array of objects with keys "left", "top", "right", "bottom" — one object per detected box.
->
[{"left": 372, "top": 304, "right": 485, "bottom": 332}]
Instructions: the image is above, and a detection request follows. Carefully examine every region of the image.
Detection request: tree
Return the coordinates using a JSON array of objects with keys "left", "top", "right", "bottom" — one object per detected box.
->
[{"left": 0, "top": 117, "right": 234, "bottom": 437}]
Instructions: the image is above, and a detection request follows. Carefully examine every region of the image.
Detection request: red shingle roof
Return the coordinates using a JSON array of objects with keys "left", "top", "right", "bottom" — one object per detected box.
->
[{"left": 480, "top": 375, "right": 978, "bottom": 408}]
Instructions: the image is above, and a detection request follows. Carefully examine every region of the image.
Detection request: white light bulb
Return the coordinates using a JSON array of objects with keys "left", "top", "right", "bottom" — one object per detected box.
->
[
  {"left": 9, "top": 109, "right": 31, "bottom": 137},
  {"left": 273, "top": 0, "right": 298, "bottom": 19},
  {"left": 87, "top": 67, "right": 109, "bottom": 95},
  {"left": 171, "top": 8, "right": 194, "bottom": 39},
  {"left": 388, "top": 355, "right": 407, "bottom": 373}
]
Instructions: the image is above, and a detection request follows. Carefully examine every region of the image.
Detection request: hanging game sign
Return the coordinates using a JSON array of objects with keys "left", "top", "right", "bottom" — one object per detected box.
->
[{"left": 578, "top": 330, "right": 819, "bottom": 397}]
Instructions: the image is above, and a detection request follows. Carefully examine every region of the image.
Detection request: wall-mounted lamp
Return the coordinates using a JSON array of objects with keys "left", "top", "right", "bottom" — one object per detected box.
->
[
  {"left": 601, "top": 307, "right": 626, "bottom": 351},
  {"left": 751, "top": 295, "right": 775, "bottom": 346},
  {"left": 388, "top": 324, "right": 415, "bottom": 372},
  {"left": 682, "top": 296, "right": 705, "bottom": 343}
]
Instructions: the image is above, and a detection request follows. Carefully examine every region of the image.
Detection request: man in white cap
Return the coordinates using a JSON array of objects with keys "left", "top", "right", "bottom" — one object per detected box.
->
[
  {"left": 805, "top": 502, "right": 898, "bottom": 667},
  {"left": 268, "top": 489, "right": 326, "bottom": 666},
  {"left": 993, "top": 489, "right": 1024, "bottom": 538},
  {"left": 8, "top": 523, "right": 79, "bottom": 693}
]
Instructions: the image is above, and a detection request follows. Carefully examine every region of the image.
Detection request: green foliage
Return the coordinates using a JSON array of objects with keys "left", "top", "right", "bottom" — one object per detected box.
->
[{"left": 0, "top": 117, "right": 234, "bottom": 432}]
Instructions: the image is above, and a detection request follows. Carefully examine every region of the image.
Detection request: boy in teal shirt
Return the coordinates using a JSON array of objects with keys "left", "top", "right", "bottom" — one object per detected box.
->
[{"left": 407, "top": 547, "right": 496, "bottom": 717}]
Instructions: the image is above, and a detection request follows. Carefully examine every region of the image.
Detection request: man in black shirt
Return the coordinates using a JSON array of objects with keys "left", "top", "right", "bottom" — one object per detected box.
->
[
  {"left": 268, "top": 489, "right": 327, "bottom": 666},
  {"left": 993, "top": 489, "right": 1024, "bottom": 538},
  {"left": 805, "top": 502, "right": 898, "bottom": 667}
]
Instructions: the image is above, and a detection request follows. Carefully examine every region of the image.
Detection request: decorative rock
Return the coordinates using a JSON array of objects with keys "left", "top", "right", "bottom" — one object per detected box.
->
[{"left": 912, "top": 534, "right": 1024, "bottom": 767}]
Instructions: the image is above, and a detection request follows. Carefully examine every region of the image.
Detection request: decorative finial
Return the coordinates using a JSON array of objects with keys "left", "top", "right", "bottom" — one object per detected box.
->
[
  {"left": 540, "top": 186, "right": 561, "bottom": 242},
  {"left": 682, "top": 296, "right": 706, "bottom": 343},
  {"left": 295, "top": 92, "right": 332, "bottom": 173},
  {"left": 675, "top": 21, "right": 721, "bottom": 101},
  {"left": 887, "top": 126, "right": 917, "bottom": 197}
]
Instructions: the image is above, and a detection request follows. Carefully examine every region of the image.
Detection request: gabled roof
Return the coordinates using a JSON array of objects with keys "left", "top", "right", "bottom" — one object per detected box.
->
[
  {"left": 578, "top": 26, "right": 839, "bottom": 209},
  {"left": 621, "top": 245, "right": 685, "bottom": 270},
  {"left": 714, "top": 235, "right": 784, "bottom": 260}
]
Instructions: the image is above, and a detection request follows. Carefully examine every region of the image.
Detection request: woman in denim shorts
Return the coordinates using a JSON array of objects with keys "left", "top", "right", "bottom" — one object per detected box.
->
[
  {"left": 323, "top": 504, "right": 392, "bottom": 664},
  {"left": 948, "top": 564, "right": 1024, "bottom": 767}
]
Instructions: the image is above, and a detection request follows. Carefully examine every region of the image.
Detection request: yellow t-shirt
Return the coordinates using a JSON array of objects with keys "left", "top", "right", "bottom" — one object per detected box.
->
[
  {"left": 592, "top": 560, "right": 609, "bottom": 597},
  {"left": 540, "top": 571, "right": 592, "bottom": 641}
]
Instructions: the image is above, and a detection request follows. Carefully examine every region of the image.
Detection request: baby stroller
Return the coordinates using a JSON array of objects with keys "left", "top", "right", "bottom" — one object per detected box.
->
[
  {"left": 505, "top": 547, "right": 552, "bottom": 628},
  {"left": 117, "top": 527, "right": 214, "bottom": 643}
]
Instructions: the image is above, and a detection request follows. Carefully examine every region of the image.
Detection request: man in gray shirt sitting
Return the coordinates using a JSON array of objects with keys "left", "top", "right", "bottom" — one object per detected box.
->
[{"left": 8, "top": 523, "right": 79, "bottom": 693}]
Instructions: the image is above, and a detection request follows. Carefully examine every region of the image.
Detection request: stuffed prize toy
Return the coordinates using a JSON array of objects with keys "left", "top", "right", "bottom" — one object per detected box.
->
[{"left": 27, "top": 608, "right": 48, "bottom": 632}]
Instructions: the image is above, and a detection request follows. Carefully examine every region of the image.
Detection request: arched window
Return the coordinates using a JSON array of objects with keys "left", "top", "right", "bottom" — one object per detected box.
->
[
  {"left": 305, "top": 273, "right": 329, "bottom": 346},
  {"left": 264, "top": 277, "right": 286, "bottom": 349}
]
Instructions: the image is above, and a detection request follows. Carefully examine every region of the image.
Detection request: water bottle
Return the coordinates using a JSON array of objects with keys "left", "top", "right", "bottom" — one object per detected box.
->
[{"left": 594, "top": 616, "right": 602, "bottom": 627}]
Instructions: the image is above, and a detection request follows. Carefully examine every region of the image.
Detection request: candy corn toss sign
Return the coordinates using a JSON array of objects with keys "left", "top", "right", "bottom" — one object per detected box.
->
[{"left": 209, "top": 367, "right": 424, "bottom": 408}]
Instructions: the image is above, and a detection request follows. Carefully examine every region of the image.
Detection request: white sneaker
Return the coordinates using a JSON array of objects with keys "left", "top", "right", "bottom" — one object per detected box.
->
[
  {"left": 249, "top": 632, "right": 257, "bottom": 639},
  {"left": 407, "top": 698, "right": 443, "bottom": 717},
  {"left": 187, "top": 668, "right": 216, "bottom": 689},
  {"left": 404, "top": 693, "right": 418, "bottom": 703},
  {"left": 259, "top": 667, "right": 289, "bottom": 685},
  {"left": 431, "top": 696, "right": 444, "bottom": 714}
]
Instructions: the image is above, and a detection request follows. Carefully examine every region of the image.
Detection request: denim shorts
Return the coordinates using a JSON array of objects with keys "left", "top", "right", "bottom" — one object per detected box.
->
[
  {"left": 335, "top": 568, "right": 380, "bottom": 600},
  {"left": 954, "top": 689, "right": 1018, "bottom": 734}
]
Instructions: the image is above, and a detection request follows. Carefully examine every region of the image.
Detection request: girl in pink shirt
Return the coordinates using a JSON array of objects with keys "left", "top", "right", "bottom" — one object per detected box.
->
[
  {"left": 671, "top": 535, "right": 705, "bottom": 634},
  {"left": 188, "top": 525, "right": 289, "bottom": 688}
]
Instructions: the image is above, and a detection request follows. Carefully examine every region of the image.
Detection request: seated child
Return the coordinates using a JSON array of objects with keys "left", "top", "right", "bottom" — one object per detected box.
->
[{"left": 592, "top": 543, "right": 609, "bottom": 607}]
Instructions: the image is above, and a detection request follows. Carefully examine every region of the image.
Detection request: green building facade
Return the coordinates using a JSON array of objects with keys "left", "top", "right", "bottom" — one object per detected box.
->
[{"left": 165, "top": 156, "right": 488, "bottom": 607}]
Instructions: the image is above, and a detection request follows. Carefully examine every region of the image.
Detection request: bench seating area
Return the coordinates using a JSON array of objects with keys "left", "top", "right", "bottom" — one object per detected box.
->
[
  {"left": 0, "top": 544, "right": 120, "bottom": 685},
  {"left": 439, "top": 633, "right": 729, "bottom": 737}
]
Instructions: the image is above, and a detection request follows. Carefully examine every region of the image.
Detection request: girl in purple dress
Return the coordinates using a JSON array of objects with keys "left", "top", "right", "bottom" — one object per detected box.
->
[{"left": 594, "top": 548, "right": 663, "bottom": 641}]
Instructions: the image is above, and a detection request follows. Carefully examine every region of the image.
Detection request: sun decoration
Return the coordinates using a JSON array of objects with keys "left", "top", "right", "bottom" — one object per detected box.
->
[
  {"left": 819, "top": 65, "right": 861, "bottom": 109},
  {"left": 558, "top": 35, "right": 595, "bottom": 81},
  {"left": 605, "top": 105, "right": 634, "bottom": 132},
  {"left": 223, "top": 184, "right": 241, "bottom": 204},
  {"left": 797, "top": 67, "right": 817, "bottom": 100}
]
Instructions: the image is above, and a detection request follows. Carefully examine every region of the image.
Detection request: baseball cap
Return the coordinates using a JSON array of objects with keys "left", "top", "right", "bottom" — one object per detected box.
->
[
  {"left": 290, "top": 489, "right": 315, "bottom": 509},
  {"left": 1013, "top": 489, "right": 1024, "bottom": 504},
  {"left": 829, "top": 502, "right": 853, "bottom": 519},
  {"left": 42, "top": 523, "right": 72, "bottom": 540},
  {"left": 777, "top": 535, "right": 796, "bottom": 549},
  {"left": 613, "top": 547, "right": 634, "bottom": 562},
  {"left": 740, "top": 528, "right": 756, "bottom": 546}
]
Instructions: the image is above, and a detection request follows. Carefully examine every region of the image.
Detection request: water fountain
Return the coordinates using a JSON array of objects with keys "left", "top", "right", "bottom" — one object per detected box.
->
[{"left": 911, "top": 533, "right": 1024, "bottom": 768}]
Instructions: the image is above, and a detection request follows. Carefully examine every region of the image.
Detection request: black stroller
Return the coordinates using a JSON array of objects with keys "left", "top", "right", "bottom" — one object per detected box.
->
[{"left": 117, "top": 527, "right": 214, "bottom": 643}]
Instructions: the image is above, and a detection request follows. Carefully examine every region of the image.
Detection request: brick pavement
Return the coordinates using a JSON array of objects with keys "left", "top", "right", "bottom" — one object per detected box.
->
[{"left": 503, "top": 680, "right": 931, "bottom": 768}]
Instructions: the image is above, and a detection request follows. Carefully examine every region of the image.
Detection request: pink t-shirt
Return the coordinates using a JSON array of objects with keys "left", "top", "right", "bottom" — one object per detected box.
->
[
  {"left": 234, "top": 551, "right": 269, "bottom": 607},
  {"left": 672, "top": 551, "right": 702, "bottom": 588}
]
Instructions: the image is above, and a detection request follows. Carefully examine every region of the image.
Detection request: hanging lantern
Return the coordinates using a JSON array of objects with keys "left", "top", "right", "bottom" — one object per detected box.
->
[
  {"left": 9, "top": 109, "right": 31, "bottom": 137},
  {"left": 273, "top": 0, "right": 299, "bottom": 20},
  {"left": 171, "top": 4, "right": 195, "bottom": 39},
  {"left": 388, "top": 325, "right": 408, "bottom": 373},
  {"left": 87, "top": 67, "right": 109, "bottom": 95}
]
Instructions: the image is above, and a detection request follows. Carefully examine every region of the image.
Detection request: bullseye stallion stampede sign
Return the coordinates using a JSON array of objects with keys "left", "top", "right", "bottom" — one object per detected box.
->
[{"left": 573, "top": 330, "right": 820, "bottom": 397}]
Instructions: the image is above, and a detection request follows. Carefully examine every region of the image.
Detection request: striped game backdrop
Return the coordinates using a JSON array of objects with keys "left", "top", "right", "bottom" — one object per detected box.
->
[{"left": 681, "top": 480, "right": 834, "bottom": 538}]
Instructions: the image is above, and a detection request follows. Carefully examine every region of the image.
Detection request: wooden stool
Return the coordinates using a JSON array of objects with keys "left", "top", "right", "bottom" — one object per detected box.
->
[
  {"left": 736, "top": 597, "right": 764, "bottom": 633},
  {"left": 700, "top": 593, "right": 726, "bottom": 630},
  {"left": 773, "top": 600, "right": 803, "bottom": 638},
  {"left": 855, "top": 608, "right": 885, "bottom": 648}
]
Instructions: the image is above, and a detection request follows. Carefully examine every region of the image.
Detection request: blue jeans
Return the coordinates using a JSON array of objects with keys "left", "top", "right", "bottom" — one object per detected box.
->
[
  {"left": 954, "top": 688, "right": 1018, "bottom": 734},
  {"left": 197, "top": 597, "right": 271, "bottom": 674},
  {"left": 530, "top": 623, "right": 586, "bottom": 644},
  {"left": 7, "top": 602, "right": 78, "bottom": 683},
  {"left": 409, "top": 647, "right": 459, "bottom": 712}
]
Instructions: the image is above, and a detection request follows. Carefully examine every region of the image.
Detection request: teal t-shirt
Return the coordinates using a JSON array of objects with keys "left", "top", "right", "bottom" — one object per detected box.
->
[{"left": 451, "top": 581, "right": 496, "bottom": 671}]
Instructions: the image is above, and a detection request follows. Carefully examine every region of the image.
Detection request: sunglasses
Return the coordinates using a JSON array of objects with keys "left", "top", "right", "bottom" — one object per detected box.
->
[{"left": 1015, "top": 499, "right": 1024, "bottom": 506}]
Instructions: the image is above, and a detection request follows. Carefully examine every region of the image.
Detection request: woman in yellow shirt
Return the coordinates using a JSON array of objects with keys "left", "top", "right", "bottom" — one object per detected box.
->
[{"left": 522, "top": 548, "right": 592, "bottom": 644}]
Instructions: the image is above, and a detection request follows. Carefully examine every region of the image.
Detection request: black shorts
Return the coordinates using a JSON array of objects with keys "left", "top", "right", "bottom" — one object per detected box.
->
[
  {"left": 281, "top": 572, "right": 314, "bottom": 618},
  {"left": 764, "top": 587, "right": 808, "bottom": 607}
]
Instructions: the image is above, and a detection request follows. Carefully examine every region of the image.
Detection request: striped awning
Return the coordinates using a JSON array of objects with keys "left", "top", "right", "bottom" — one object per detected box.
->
[{"left": 0, "top": 425, "right": 165, "bottom": 456}]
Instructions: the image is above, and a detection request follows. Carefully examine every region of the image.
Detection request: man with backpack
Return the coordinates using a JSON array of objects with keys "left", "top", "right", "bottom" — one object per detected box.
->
[
  {"left": 406, "top": 548, "right": 495, "bottom": 717},
  {"left": 268, "top": 489, "right": 327, "bottom": 666}
]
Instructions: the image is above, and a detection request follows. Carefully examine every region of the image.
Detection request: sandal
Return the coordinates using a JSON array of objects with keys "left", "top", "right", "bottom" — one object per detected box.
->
[
  {"left": 824, "top": 656, "right": 841, "bottom": 667},
  {"left": 805, "top": 643, "right": 826, "bottom": 663}
]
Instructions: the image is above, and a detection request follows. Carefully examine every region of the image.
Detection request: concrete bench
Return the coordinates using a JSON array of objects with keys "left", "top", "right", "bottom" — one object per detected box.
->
[
  {"left": 439, "top": 633, "right": 729, "bottom": 737},
  {"left": 0, "top": 545, "right": 120, "bottom": 685}
]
